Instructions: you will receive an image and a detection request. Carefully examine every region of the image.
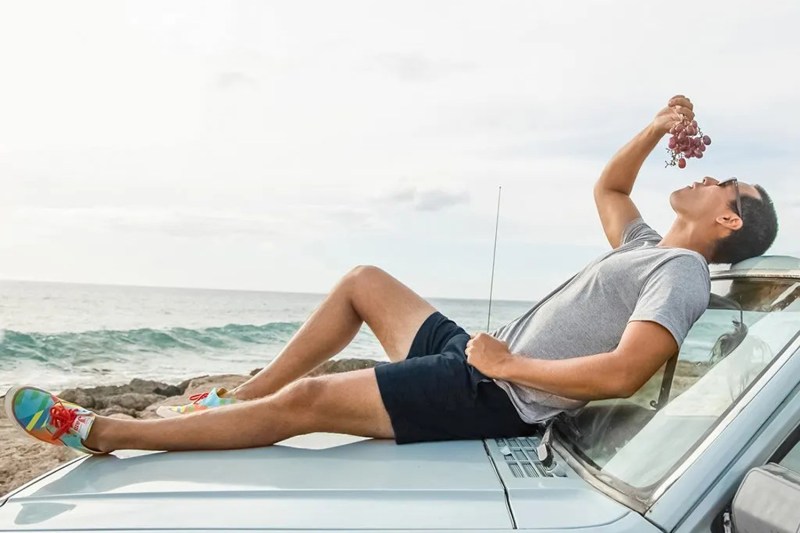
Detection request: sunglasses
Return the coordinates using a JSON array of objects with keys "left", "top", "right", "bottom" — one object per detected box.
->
[{"left": 718, "top": 178, "right": 743, "bottom": 223}]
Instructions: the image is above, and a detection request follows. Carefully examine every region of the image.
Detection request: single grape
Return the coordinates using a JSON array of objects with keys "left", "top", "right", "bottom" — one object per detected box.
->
[
  {"left": 686, "top": 126, "right": 697, "bottom": 136},
  {"left": 678, "top": 158, "right": 687, "bottom": 169},
  {"left": 695, "top": 151, "right": 703, "bottom": 159},
  {"left": 668, "top": 137, "right": 677, "bottom": 149},
  {"left": 691, "top": 120, "right": 698, "bottom": 128},
  {"left": 699, "top": 143, "right": 706, "bottom": 152},
  {"left": 677, "top": 130, "right": 686, "bottom": 140},
  {"left": 702, "top": 135, "right": 712, "bottom": 145}
]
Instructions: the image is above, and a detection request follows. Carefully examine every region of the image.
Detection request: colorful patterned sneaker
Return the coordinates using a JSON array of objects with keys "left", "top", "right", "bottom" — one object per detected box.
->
[
  {"left": 4, "top": 386, "right": 103, "bottom": 455},
  {"left": 155, "top": 387, "right": 238, "bottom": 418}
]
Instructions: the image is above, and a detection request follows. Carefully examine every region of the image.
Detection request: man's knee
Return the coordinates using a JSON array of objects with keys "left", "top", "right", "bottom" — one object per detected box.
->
[
  {"left": 277, "top": 376, "right": 327, "bottom": 414},
  {"left": 345, "top": 265, "right": 386, "bottom": 285},
  {"left": 343, "top": 265, "right": 389, "bottom": 298}
]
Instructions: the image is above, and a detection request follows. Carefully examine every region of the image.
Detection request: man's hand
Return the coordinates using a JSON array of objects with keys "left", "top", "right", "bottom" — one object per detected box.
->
[
  {"left": 652, "top": 95, "right": 695, "bottom": 136},
  {"left": 465, "top": 332, "right": 514, "bottom": 379}
]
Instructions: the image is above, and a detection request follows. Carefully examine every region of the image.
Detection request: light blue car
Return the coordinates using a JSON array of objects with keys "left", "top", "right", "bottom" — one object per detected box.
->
[{"left": 2, "top": 256, "right": 800, "bottom": 532}]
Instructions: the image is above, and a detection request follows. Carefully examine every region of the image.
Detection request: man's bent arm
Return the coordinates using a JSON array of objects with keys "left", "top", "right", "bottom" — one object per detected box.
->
[
  {"left": 493, "top": 321, "right": 679, "bottom": 401},
  {"left": 594, "top": 95, "right": 694, "bottom": 248}
]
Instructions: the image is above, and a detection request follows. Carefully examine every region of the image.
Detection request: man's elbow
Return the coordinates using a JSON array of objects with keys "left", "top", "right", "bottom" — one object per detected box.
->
[
  {"left": 608, "top": 372, "right": 643, "bottom": 399},
  {"left": 614, "top": 382, "right": 640, "bottom": 399}
]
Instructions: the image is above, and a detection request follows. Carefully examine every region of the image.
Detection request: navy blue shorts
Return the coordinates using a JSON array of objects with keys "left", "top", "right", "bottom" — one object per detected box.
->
[{"left": 374, "top": 311, "right": 539, "bottom": 444}]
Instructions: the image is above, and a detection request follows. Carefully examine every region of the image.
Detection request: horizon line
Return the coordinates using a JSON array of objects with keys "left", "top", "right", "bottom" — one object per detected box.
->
[{"left": 0, "top": 277, "right": 537, "bottom": 305}]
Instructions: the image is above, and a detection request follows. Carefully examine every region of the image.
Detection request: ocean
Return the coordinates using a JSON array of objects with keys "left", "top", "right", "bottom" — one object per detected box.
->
[{"left": 0, "top": 281, "right": 534, "bottom": 393}]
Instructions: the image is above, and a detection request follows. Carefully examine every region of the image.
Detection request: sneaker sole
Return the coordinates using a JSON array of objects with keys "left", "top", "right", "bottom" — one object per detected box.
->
[{"left": 155, "top": 405, "right": 183, "bottom": 419}]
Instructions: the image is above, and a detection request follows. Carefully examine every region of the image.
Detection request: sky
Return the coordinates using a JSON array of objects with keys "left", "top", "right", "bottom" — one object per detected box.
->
[{"left": 0, "top": 1, "right": 798, "bottom": 300}]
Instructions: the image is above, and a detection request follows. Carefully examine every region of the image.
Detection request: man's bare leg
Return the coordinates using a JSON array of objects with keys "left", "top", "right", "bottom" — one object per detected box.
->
[
  {"left": 85, "top": 369, "right": 394, "bottom": 452},
  {"left": 232, "top": 266, "right": 436, "bottom": 400}
]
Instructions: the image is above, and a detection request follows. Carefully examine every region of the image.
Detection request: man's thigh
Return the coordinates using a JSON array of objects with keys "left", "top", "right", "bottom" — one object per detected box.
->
[
  {"left": 302, "top": 368, "right": 395, "bottom": 440},
  {"left": 348, "top": 266, "right": 437, "bottom": 361}
]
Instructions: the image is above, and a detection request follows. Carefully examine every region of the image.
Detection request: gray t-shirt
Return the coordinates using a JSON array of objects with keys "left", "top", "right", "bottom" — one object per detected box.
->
[{"left": 493, "top": 218, "right": 711, "bottom": 424}]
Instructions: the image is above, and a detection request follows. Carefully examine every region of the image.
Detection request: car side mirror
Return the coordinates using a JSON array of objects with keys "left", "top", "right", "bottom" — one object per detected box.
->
[{"left": 732, "top": 463, "right": 800, "bottom": 532}]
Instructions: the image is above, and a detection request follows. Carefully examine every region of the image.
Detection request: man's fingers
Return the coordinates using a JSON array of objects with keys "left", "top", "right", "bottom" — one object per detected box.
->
[
  {"left": 669, "top": 96, "right": 693, "bottom": 110},
  {"left": 672, "top": 105, "right": 695, "bottom": 122}
]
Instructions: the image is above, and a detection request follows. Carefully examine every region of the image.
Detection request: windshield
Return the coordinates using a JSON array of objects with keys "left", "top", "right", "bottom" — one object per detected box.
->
[{"left": 557, "top": 277, "right": 800, "bottom": 491}]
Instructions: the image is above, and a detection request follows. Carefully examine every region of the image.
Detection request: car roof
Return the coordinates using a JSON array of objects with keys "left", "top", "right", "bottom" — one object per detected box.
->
[{"left": 713, "top": 255, "right": 800, "bottom": 279}]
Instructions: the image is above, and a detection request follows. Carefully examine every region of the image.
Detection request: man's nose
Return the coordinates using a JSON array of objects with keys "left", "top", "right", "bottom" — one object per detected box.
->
[{"left": 702, "top": 177, "right": 720, "bottom": 186}]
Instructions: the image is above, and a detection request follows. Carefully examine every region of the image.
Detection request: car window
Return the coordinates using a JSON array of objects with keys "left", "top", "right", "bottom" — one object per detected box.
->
[
  {"left": 557, "top": 278, "right": 800, "bottom": 492},
  {"left": 778, "top": 432, "right": 800, "bottom": 473}
]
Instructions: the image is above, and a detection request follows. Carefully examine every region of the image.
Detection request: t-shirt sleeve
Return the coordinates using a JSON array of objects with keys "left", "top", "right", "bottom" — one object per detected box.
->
[
  {"left": 621, "top": 218, "right": 662, "bottom": 246},
  {"left": 628, "top": 254, "right": 711, "bottom": 347}
]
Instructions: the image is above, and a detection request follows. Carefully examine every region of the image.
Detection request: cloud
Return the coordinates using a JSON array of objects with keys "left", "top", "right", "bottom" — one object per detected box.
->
[
  {"left": 8, "top": 206, "right": 281, "bottom": 241},
  {"left": 213, "top": 71, "right": 259, "bottom": 90},
  {"left": 379, "top": 186, "right": 470, "bottom": 212},
  {"left": 367, "top": 53, "right": 474, "bottom": 82}
]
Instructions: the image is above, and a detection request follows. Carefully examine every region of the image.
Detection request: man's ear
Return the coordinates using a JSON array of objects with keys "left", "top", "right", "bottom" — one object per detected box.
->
[{"left": 715, "top": 213, "right": 743, "bottom": 232}]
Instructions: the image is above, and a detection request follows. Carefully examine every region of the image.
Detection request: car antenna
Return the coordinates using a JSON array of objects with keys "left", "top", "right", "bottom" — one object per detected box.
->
[{"left": 487, "top": 186, "right": 502, "bottom": 332}]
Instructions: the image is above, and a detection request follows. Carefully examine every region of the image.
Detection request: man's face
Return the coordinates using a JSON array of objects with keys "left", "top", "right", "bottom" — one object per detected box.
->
[{"left": 670, "top": 177, "right": 761, "bottom": 224}]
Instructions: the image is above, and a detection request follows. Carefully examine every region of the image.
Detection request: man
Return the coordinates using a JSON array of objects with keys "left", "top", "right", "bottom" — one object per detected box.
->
[{"left": 6, "top": 95, "right": 779, "bottom": 453}]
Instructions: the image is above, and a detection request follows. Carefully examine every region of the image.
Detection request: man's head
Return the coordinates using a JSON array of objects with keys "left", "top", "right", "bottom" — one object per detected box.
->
[{"left": 670, "top": 177, "right": 778, "bottom": 264}]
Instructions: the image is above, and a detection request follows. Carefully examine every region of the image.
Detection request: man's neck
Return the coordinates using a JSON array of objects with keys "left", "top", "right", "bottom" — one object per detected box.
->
[{"left": 658, "top": 219, "right": 714, "bottom": 262}]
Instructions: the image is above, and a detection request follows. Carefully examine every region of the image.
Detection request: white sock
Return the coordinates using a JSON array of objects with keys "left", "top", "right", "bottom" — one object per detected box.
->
[{"left": 70, "top": 412, "right": 95, "bottom": 441}]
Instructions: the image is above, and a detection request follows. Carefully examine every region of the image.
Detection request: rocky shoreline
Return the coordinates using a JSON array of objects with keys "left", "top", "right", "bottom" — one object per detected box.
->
[{"left": 0, "top": 358, "right": 380, "bottom": 496}]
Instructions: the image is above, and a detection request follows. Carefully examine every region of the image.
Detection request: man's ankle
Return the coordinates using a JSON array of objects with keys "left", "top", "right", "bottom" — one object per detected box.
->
[{"left": 83, "top": 416, "right": 112, "bottom": 453}]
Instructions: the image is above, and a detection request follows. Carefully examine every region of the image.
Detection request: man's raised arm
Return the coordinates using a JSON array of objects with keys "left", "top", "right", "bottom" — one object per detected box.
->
[{"left": 594, "top": 95, "right": 695, "bottom": 248}]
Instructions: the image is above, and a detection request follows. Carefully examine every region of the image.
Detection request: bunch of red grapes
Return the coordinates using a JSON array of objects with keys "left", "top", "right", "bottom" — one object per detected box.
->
[{"left": 666, "top": 119, "right": 712, "bottom": 169}]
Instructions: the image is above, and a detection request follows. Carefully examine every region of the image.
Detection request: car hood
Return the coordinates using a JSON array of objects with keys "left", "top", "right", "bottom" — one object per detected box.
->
[
  {"left": 0, "top": 434, "right": 512, "bottom": 531},
  {"left": 0, "top": 434, "right": 637, "bottom": 531}
]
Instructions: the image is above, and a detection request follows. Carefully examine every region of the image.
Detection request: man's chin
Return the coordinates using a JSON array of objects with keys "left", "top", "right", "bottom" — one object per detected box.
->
[{"left": 669, "top": 188, "right": 682, "bottom": 205}]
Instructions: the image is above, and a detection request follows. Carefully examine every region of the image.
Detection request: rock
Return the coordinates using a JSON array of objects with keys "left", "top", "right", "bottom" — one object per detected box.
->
[
  {"left": 59, "top": 378, "right": 183, "bottom": 403},
  {"left": 178, "top": 376, "right": 208, "bottom": 391},
  {"left": 181, "top": 374, "right": 249, "bottom": 393},
  {"left": 59, "top": 389, "right": 96, "bottom": 408},
  {"left": 249, "top": 357, "right": 382, "bottom": 378},
  {"left": 128, "top": 379, "right": 179, "bottom": 395},
  {"left": 100, "top": 407, "right": 141, "bottom": 418},
  {"left": 107, "top": 413, "right": 136, "bottom": 420},
  {"left": 108, "top": 393, "right": 164, "bottom": 411},
  {"left": 308, "top": 358, "right": 382, "bottom": 376},
  {"left": 153, "top": 384, "right": 184, "bottom": 397}
]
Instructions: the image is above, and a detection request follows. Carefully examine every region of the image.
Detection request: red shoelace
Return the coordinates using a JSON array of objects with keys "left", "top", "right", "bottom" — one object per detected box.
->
[
  {"left": 189, "top": 392, "right": 209, "bottom": 403},
  {"left": 48, "top": 401, "right": 78, "bottom": 439}
]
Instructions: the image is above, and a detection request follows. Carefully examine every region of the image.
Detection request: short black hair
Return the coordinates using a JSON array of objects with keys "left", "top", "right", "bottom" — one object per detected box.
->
[{"left": 711, "top": 184, "right": 778, "bottom": 264}]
